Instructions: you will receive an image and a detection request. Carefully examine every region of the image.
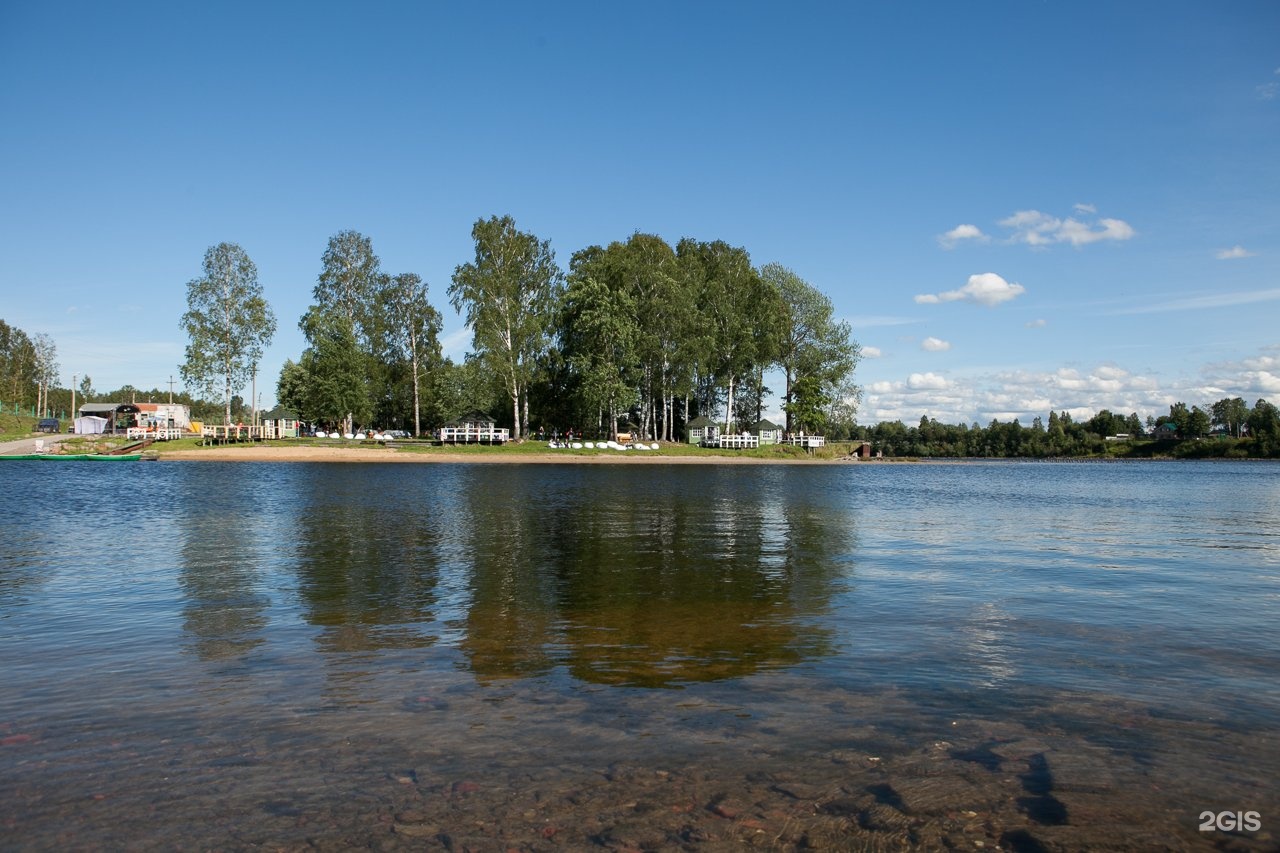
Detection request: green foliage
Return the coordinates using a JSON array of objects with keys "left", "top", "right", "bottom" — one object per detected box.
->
[
  {"left": 762, "top": 263, "right": 861, "bottom": 433},
  {"left": 179, "top": 243, "right": 277, "bottom": 425},
  {"left": 1211, "top": 397, "right": 1249, "bottom": 438},
  {"left": 0, "top": 319, "right": 38, "bottom": 407},
  {"left": 676, "top": 239, "right": 779, "bottom": 434},
  {"left": 450, "top": 216, "right": 563, "bottom": 439},
  {"left": 297, "top": 310, "right": 371, "bottom": 428}
]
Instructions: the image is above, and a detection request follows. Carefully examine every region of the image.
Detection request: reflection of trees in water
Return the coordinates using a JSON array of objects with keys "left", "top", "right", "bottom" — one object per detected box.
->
[
  {"left": 177, "top": 481, "right": 271, "bottom": 662},
  {"left": 457, "top": 466, "right": 855, "bottom": 687},
  {"left": 291, "top": 467, "right": 443, "bottom": 654}
]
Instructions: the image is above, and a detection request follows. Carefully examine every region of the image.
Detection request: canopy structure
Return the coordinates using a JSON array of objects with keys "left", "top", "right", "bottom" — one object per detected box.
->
[
  {"left": 74, "top": 415, "right": 109, "bottom": 435},
  {"left": 76, "top": 403, "right": 142, "bottom": 434}
]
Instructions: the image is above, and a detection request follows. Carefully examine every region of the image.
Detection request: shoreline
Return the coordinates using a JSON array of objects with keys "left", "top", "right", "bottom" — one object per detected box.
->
[{"left": 155, "top": 444, "right": 857, "bottom": 464}]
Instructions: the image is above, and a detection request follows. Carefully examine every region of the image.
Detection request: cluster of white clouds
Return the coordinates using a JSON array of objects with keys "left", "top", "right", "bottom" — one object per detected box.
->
[
  {"left": 915, "top": 272, "right": 1025, "bottom": 307},
  {"left": 1215, "top": 245, "right": 1256, "bottom": 260},
  {"left": 938, "top": 206, "right": 1136, "bottom": 249},
  {"left": 861, "top": 348, "right": 1280, "bottom": 426}
]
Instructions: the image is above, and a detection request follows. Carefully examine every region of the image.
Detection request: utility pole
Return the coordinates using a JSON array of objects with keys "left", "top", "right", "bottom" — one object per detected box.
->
[
  {"left": 251, "top": 368, "right": 257, "bottom": 427},
  {"left": 168, "top": 375, "right": 175, "bottom": 404},
  {"left": 71, "top": 374, "right": 77, "bottom": 431}
]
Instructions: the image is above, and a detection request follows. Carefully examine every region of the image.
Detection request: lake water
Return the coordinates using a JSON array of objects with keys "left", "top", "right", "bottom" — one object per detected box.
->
[{"left": 1, "top": 460, "right": 1276, "bottom": 850}]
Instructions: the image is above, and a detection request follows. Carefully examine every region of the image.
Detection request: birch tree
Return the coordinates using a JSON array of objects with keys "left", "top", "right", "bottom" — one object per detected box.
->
[
  {"left": 449, "top": 215, "right": 562, "bottom": 440},
  {"left": 761, "top": 262, "right": 860, "bottom": 433},
  {"left": 385, "top": 272, "right": 442, "bottom": 437},
  {"left": 180, "top": 243, "right": 276, "bottom": 425},
  {"left": 677, "top": 239, "right": 778, "bottom": 434}
]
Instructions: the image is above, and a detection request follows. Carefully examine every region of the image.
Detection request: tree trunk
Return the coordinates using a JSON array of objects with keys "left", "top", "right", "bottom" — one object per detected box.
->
[
  {"left": 725, "top": 374, "right": 736, "bottom": 434},
  {"left": 784, "top": 367, "right": 794, "bottom": 433},
  {"left": 410, "top": 328, "right": 421, "bottom": 438}
]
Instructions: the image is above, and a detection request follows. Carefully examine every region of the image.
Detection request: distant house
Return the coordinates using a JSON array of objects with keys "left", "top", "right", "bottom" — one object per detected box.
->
[
  {"left": 262, "top": 406, "right": 300, "bottom": 439},
  {"left": 136, "top": 402, "right": 193, "bottom": 432},
  {"left": 437, "top": 411, "right": 509, "bottom": 444},
  {"left": 686, "top": 415, "right": 720, "bottom": 446},
  {"left": 747, "top": 419, "right": 783, "bottom": 445},
  {"left": 1153, "top": 423, "right": 1180, "bottom": 440}
]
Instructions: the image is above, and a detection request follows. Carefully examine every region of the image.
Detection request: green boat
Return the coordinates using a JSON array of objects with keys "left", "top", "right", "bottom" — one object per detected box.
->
[
  {"left": 0, "top": 454, "right": 44, "bottom": 460},
  {"left": 35, "top": 453, "right": 142, "bottom": 461}
]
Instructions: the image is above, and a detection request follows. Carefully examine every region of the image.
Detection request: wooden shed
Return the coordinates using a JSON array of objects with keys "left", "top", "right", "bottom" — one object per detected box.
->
[
  {"left": 747, "top": 419, "right": 783, "bottom": 445},
  {"left": 262, "top": 406, "right": 300, "bottom": 439},
  {"left": 686, "top": 415, "right": 720, "bottom": 446}
]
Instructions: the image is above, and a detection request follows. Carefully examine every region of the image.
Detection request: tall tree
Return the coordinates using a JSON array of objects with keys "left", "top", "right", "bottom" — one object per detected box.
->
[
  {"left": 297, "top": 310, "right": 370, "bottom": 428},
  {"left": 385, "top": 272, "right": 443, "bottom": 437},
  {"left": 32, "top": 333, "right": 58, "bottom": 417},
  {"left": 180, "top": 243, "right": 277, "bottom": 425},
  {"left": 761, "top": 263, "right": 860, "bottom": 434},
  {"left": 299, "top": 231, "right": 386, "bottom": 433},
  {"left": 560, "top": 271, "right": 640, "bottom": 438},
  {"left": 449, "top": 215, "right": 563, "bottom": 440},
  {"left": 677, "top": 239, "right": 780, "bottom": 434},
  {"left": 0, "top": 319, "right": 37, "bottom": 407}
]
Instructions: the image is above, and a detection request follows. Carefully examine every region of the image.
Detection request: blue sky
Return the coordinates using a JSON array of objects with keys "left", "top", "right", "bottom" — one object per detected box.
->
[{"left": 2, "top": 1, "right": 1277, "bottom": 425}]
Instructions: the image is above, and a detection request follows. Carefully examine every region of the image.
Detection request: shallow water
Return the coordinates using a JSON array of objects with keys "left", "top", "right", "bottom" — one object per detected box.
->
[{"left": 1, "top": 459, "right": 1277, "bottom": 850}]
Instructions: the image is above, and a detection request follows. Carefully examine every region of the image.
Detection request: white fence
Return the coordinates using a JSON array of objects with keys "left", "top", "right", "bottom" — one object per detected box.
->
[
  {"left": 127, "top": 427, "right": 188, "bottom": 441},
  {"left": 437, "top": 425, "right": 510, "bottom": 444}
]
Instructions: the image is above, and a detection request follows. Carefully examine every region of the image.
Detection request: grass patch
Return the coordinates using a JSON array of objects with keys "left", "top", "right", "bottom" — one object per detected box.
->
[{"left": 0, "top": 412, "right": 40, "bottom": 439}]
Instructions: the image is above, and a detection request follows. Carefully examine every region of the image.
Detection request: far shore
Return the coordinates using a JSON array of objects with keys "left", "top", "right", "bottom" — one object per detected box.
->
[{"left": 156, "top": 444, "right": 858, "bottom": 464}]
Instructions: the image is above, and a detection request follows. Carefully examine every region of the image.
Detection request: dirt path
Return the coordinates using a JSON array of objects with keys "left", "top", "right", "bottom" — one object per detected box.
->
[{"left": 0, "top": 433, "right": 73, "bottom": 455}]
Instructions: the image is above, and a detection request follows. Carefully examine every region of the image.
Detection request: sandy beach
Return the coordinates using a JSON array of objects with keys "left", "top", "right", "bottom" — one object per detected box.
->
[{"left": 157, "top": 444, "right": 854, "bottom": 464}]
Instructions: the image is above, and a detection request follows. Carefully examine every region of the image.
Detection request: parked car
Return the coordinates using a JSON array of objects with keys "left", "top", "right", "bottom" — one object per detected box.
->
[{"left": 36, "top": 418, "right": 60, "bottom": 433}]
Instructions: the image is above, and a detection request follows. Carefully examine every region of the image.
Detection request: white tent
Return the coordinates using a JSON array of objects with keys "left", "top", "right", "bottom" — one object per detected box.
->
[{"left": 74, "top": 415, "right": 109, "bottom": 435}]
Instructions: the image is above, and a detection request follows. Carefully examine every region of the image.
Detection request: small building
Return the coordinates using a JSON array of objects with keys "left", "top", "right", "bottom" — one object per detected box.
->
[
  {"left": 747, "top": 419, "right": 783, "bottom": 445},
  {"left": 686, "top": 415, "right": 720, "bottom": 446},
  {"left": 136, "top": 403, "right": 193, "bottom": 432},
  {"left": 1153, "top": 423, "right": 1179, "bottom": 440},
  {"left": 76, "top": 402, "right": 142, "bottom": 434},
  {"left": 262, "top": 406, "right": 300, "bottom": 439},
  {"left": 437, "top": 411, "right": 510, "bottom": 444}
]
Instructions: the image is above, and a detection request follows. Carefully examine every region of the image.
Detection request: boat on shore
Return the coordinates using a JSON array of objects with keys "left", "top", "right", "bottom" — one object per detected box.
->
[{"left": 34, "top": 453, "right": 143, "bottom": 461}]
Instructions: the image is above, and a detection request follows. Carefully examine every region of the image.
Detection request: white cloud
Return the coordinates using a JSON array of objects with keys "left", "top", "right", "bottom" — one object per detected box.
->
[
  {"left": 1025, "top": 318, "right": 1046, "bottom": 328},
  {"left": 998, "top": 209, "right": 1136, "bottom": 247},
  {"left": 937, "top": 223, "right": 988, "bottom": 248},
  {"left": 861, "top": 362, "right": 1177, "bottom": 425},
  {"left": 862, "top": 346, "right": 882, "bottom": 358},
  {"left": 921, "top": 336, "right": 951, "bottom": 352},
  {"left": 915, "top": 272, "right": 1026, "bottom": 307},
  {"left": 1215, "top": 245, "right": 1256, "bottom": 260},
  {"left": 1073, "top": 203, "right": 1097, "bottom": 215},
  {"left": 908, "top": 372, "right": 951, "bottom": 390},
  {"left": 1202, "top": 347, "right": 1280, "bottom": 398},
  {"left": 861, "top": 347, "right": 1280, "bottom": 427}
]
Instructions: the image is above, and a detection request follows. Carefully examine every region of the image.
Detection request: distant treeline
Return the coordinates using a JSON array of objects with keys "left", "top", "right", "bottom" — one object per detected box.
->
[{"left": 851, "top": 399, "right": 1280, "bottom": 458}]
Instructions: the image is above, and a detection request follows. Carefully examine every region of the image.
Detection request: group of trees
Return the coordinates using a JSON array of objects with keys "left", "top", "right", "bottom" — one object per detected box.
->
[
  {"left": 280, "top": 230, "right": 445, "bottom": 436},
  {"left": 250, "top": 216, "right": 861, "bottom": 441},
  {"left": 856, "top": 397, "right": 1280, "bottom": 458},
  {"left": 0, "top": 319, "right": 58, "bottom": 414}
]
